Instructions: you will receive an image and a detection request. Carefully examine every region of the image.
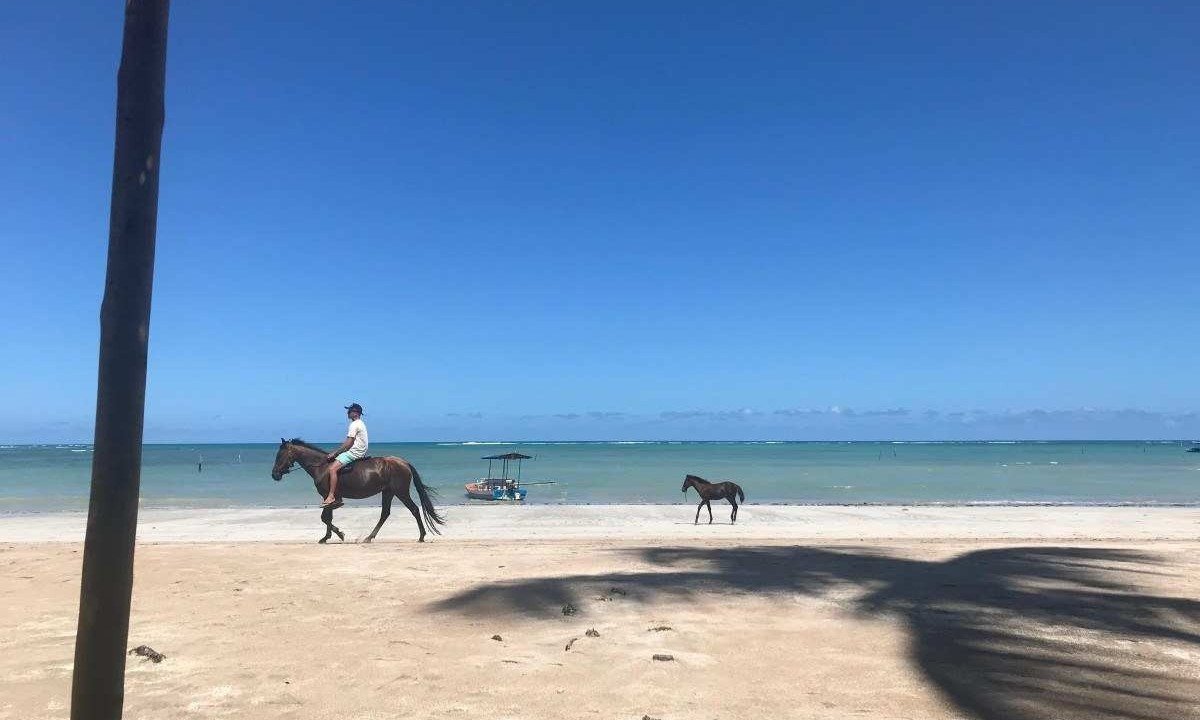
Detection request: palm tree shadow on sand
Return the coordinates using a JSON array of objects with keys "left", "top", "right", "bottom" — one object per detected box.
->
[{"left": 432, "top": 545, "right": 1200, "bottom": 720}]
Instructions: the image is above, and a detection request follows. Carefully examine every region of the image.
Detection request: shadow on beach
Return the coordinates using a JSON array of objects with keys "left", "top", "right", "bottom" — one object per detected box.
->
[{"left": 433, "top": 544, "right": 1200, "bottom": 720}]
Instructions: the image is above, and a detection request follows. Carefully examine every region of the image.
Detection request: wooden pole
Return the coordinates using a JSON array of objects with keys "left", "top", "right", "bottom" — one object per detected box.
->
[{"left": 71, "top": 2, "right": 170, "bottom": 719}]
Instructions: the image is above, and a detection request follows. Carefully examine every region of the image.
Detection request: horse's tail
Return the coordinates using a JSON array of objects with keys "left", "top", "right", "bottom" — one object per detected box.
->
[
  {"left": 736, "top": 484, "right": 745, "bottom": 503},
  {"left": 410, "top": 465, "right": 446, "bottom": 535}
]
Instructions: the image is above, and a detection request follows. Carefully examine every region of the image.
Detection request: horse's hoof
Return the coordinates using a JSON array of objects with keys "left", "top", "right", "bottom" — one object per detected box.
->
[
  {"left": 318, "top": 538, "right": 328, "bottom": 544},
  {"left": 418, "top": 537, "right": 426, "bottom": 543},
  {"left": 363, "top": 537, "right": 373, "bottom": 544}
]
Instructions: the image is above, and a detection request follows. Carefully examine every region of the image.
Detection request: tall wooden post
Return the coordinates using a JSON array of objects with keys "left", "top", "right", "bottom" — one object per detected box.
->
[{"left": 71, "top": 2, "right": 170, "bottom": 718}]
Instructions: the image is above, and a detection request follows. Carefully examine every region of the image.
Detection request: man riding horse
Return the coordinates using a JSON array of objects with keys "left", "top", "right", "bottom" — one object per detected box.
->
[{"left": 322, "top": 402, "right": 367, "bottom": 508}]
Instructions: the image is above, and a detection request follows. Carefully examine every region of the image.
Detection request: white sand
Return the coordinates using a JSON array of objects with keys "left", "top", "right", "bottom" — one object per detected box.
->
[
  {"left": 1, "top": 504, "right": 1197, "bottom": 542},
  {"left": 4, "top": 506, "right": 1199, "bottom": 718},
  {"left": 3, "top": 538, "right": 1199, "bottom": 720}
]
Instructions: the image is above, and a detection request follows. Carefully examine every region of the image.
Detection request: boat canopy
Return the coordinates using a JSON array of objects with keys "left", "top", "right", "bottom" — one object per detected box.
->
[{"left": 482, "top": 452, "right": 532, "bottom": 481}]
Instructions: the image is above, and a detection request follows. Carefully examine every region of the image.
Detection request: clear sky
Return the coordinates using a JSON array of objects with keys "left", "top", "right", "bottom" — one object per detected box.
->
[{"left": 2, "top": 2, "right": 1198, "bottom": 442}]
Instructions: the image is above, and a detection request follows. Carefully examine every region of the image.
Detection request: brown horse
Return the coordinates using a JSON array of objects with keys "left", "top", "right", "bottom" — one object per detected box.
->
[
  {"left": 271, "top": 438, "right": 445, "bottom": 543},
  {"left": 681, "top": 474, "right": 745, "bottom": 525}
]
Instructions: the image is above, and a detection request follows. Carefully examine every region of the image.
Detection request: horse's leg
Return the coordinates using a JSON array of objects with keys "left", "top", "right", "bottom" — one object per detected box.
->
[
  {"left": 695, "top": 500, "right": 704, "bottom": 525},
  {"left": 396, "top": 492, "right": 427, "bottom": 542},
  {"left": 729, "top": 497, "right": 738, "bottom": 524},
  {"left": 326, "top": 507, "right": 345, "bottom": 542},
  {"left": 706, "top": 499, "right": 714, "bottom": 524},
  {"left": 363, "top": 491, "right": 392, "bottom": 543},
  {"left": 318, "top": 507, "right": 333, "bottom": 544}
]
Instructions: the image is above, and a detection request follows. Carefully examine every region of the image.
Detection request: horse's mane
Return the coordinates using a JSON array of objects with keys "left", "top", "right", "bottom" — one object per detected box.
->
[
  {"left": 685, "top": 474, "right": 710, "bottom": 484},
  {"left": 287, "top": 438, "right": 327, "bottom": 453}
]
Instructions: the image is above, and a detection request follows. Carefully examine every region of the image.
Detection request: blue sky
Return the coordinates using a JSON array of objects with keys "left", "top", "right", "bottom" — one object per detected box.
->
[{"left": 2, "top": 2, "right": 1198, "bottom": 442}]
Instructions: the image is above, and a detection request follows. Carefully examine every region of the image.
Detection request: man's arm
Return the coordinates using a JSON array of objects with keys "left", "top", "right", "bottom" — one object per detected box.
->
[{"left": 326, "top": 436, "right": 354, "bottom": 461}]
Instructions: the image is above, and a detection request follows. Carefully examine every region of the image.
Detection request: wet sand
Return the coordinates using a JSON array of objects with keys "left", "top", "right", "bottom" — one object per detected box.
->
[{"left": 2, "top": 503, "right": 1199, "bottom": 543}]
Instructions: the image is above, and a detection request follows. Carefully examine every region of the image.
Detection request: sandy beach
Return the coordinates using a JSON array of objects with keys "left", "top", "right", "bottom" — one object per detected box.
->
[
  {"left": 2, "top": 507, "right": 1199, "bottom": 719},
  {"left": 9, "top": 1, "right": 1200, "bottom": 718}
]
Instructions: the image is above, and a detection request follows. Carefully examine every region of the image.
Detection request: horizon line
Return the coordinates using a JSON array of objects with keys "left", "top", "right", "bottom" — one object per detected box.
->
[{"left": 6, "top": 438, "right": 1199, "bottom": 446}]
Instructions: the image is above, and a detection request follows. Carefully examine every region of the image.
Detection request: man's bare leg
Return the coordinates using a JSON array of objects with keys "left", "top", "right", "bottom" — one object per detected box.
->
[{"left": 323, "top": 460, "right": 344, "bottom": 506}]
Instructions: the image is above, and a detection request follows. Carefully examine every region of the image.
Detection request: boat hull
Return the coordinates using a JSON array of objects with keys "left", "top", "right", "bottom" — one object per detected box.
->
[{"left": 464, "top": 482, "right": 527, "bottom": 501}]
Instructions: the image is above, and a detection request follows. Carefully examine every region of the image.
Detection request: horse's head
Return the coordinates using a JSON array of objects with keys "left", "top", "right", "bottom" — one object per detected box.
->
[
  {"left": 271, "top": 438, "right": 296, "bottom": 481},
  {"left": 681, "top": 474, "right": 698, "bottom": 494}
]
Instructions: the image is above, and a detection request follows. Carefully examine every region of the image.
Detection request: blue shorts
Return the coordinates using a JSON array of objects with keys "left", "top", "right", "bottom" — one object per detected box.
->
[{"left": 335, "top": 451, "right": 356, "bottom": 466}]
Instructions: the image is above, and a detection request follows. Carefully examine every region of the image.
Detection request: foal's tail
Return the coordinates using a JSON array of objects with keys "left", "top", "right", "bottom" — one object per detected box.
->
[
  {"left": 410, "top": 465, "right": 446, "bottom": 535},
  {"left": 736, "top": 484, "right": 745, "bottom": 503}
]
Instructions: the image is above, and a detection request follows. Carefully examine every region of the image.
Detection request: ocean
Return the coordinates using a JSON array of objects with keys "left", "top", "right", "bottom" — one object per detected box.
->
[{"left": 2, "top": 440, "right": 1198, "bottom": 513}]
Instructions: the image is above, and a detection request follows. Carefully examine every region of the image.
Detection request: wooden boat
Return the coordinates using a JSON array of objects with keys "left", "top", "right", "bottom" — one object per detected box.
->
[
  {"left": 464, "top": 452, "right": 552, "bottom": 501},
  {"left": 464, "top": 478, "right": 528, "bottom": 501}
]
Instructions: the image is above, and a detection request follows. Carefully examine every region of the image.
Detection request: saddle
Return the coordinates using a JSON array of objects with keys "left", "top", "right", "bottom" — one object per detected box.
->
[{"left": 337, "top": 456, "right": 372, "bottom": 475}]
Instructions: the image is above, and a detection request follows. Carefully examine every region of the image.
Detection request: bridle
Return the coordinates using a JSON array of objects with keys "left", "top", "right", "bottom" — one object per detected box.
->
[{"left": 275, "top": 445, "right": 298, "bottom": 477}]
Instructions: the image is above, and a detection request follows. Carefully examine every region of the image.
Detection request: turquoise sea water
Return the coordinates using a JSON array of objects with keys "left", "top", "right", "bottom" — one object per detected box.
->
[{"left": 3, "top": 441, "right": 1199, "bottom": 513}]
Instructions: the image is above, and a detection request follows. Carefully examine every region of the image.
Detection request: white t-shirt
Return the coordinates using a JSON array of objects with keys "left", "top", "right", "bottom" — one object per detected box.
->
[{"left": 346, "top": 419, "right": 368, "bottom": 459}]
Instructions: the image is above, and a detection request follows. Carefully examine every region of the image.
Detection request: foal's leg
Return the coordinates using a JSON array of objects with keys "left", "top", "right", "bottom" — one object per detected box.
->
[
  {"left": 695, "top": 500, "right": 705, "bottom": 525},
  {"left": 729, "top": 498, "right": 738, "bottom": 524},
  {"left": 706, "top": 499, "right": 714, "bottom": 524},
  {"left": 363, "top": 492, "right": 393, "bottom": 543},
  {"left": 396, "top": 492, "right": 427, "bottom": 542}
]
